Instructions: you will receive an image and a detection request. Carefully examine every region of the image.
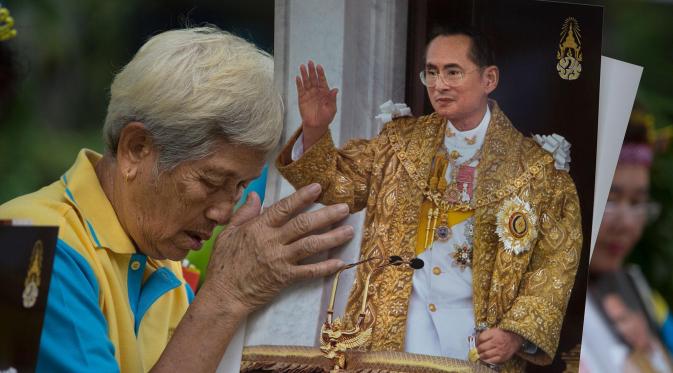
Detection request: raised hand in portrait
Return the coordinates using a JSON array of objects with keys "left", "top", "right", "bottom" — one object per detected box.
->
[
  {"left": 204, "top": 183, "right": 353, "bottom": 314},
  {"left": 296, "top": 60, "right": 338, "bottom": 151}
]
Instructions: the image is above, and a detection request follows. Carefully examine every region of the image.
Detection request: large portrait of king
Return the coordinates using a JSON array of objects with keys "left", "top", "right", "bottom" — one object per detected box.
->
[{"left": 239, "top": 1, "right": 603, "bottom": 372}]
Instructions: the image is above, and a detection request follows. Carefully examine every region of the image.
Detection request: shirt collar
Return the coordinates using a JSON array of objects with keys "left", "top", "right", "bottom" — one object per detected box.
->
[
  {"left": 62, "top": 149, "right": 136, "bottom": 254},
  {"left": 446, "top": 104, "right": 491, "bottom": 137}
]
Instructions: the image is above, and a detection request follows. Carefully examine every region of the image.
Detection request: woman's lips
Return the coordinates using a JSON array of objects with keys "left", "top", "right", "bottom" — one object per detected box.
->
[
  {"left": 185, "top": 231, "right": 205, "bottom": 250},
  {"left": 605, "top": 242, "right": 628, "bottom": 256}
]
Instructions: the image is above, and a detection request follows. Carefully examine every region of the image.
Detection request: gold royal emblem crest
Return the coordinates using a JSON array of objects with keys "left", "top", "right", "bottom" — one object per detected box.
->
[
  {"left": 556, "top": 17, "right": 583, "bottom": 81},
  {"left": 22, "top": 240, "right": 43, "bottom": 308}
]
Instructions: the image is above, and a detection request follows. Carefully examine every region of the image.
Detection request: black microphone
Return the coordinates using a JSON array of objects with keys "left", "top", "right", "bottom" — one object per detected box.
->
[
  {"left": 409, "top": 258, "right": 424, "bottom": 269},
  {"left": 389, "top": 255, "right": 403, "bottom": 265},
  {"left": 387, "top": 256, "right": 424, "bottom": 269}
]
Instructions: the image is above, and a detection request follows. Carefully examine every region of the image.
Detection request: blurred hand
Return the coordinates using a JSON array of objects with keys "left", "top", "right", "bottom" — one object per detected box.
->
[
  {"left": 603, "top": 293, "right": 654, "bottom": 352},
  {"left": 477, "top": 328, "right": 524, "bottom": 364},
  {"left": 204, "top": 183, "right": 353, "bottom": 314},
  {"left": 296, "top": 60, "right": 338, "bottom": 151}
]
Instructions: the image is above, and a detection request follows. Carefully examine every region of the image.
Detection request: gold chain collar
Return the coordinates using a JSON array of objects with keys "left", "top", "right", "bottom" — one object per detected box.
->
[{"left": 387, "top": 125, "right": 554, "bottom": 212}]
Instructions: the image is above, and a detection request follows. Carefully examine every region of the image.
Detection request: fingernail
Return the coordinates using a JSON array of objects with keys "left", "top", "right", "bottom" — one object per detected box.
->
[
  {"left": 341, "top": 225, "right": 354, "bottom": 236},
  {"left": 336, "top": 203, "right": 349, "bottom": 213},
  {"left": 308, "top": 183, "right": 321, "bottom": 194}
]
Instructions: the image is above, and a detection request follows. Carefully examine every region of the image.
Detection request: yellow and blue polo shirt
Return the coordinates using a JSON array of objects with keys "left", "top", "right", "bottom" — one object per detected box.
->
[{"left": 0, "top": 149, "right": 194, "bottom": 372}]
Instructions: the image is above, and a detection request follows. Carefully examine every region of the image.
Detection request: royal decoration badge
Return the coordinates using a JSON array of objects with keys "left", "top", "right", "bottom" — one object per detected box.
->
[{"left": 496, "top": 196, "right": 538, "bottom": 255}]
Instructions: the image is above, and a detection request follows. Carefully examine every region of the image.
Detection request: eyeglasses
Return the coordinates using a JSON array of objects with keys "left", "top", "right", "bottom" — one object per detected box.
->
[
  {"left": 419, "top": 67, "right": 479, "bottom": 87},
  {"left": 603, "top": 200, "right": 661, "bottom": 222}
]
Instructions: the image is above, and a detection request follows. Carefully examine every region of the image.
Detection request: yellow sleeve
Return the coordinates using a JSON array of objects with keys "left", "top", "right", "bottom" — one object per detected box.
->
[
  {"left": 498, "top": 170, "right": 583, "bottom": 365},
  {"left": 276, "top": 128, "right": 378, "bottom": 212}
]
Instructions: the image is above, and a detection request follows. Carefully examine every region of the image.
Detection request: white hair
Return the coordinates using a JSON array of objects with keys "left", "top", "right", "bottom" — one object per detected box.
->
[{"left": 103, "top": 26, "right": 283, "bottom": 170}]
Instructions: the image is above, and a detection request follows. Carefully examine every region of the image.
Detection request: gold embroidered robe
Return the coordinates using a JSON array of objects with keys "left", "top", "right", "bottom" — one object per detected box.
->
[{"left": 276, "top": 103, "right": 582, "bottom": 372}]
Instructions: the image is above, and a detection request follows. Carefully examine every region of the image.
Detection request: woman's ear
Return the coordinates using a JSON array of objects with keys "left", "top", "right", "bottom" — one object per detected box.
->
[{"left": 116, "top": 122, "right": 154, "bottom": 181}]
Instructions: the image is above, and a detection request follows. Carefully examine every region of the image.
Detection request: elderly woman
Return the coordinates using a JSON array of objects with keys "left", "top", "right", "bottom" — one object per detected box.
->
[
  {"left": 0, "top": 27, "right": 354, "bottom": 372},
  {"left": 580, "top": 117, "right": 672, "bottom": 372}
]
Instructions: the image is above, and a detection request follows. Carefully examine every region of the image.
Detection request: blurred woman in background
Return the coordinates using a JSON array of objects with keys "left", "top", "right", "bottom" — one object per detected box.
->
[{"left": 581, "top": 112, "right": 673, "bottom": 372}]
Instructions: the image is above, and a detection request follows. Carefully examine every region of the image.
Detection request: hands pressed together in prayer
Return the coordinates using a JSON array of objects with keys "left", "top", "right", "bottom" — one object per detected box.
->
[
  {"left": 477, "top": 327, "right": 525, "bottom": 365},
  {"left": 205, "top": 182, "right": 353, "bottom": 315},
  {"left": 155, "top": 183, "right": 353, "bottom": 372}
]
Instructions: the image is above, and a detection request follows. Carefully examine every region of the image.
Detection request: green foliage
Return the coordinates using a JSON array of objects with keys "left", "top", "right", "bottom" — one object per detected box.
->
[
  {"left": 631, "top": 152, "right": 673, "bottom": 304},
  {"left": 0, "top": 0, "right": 130, "bottom": 203},
  {"left": 0, "top": 121, "right": 103, "bottom": 203},
  {"left": 0, "top": 0, "right": 273, "bottom": 204},
  {"left": 0, "top": 0, "right": 272, "bottom": 289}
]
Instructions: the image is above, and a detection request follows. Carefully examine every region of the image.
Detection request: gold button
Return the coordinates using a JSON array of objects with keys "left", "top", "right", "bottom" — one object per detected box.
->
[
  {"left": 131, "top": 261, "right": 141, "bottom": 271},
  {"left": 432, "top": 266, "right": 441, "bottom": 275},
  {"left": 429, "top": 303, "right": 436, "bottom": 312}
]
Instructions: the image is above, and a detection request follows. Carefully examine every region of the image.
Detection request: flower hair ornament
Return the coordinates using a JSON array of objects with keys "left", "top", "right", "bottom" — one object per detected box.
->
[
  {"left": 619, "top": 144, "right": 653, "bottom": 168},
  {"left": 0, "top": 4, "right": 17, "bottom": 42},
  {"left": 496, "top": 196, "right": 538, "bottom": 255}
]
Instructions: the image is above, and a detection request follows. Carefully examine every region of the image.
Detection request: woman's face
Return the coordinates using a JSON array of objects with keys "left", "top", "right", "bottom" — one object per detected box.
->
[
  {"left": 591, "top": 163, "right": 650, "bottom": 273},
  {"left": 125, "top": 141, "right": 265, "bottom": 261}
]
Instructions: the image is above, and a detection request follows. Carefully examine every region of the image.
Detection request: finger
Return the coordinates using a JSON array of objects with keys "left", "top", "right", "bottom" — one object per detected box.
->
[
  {"left": 317, "top": 64, "right": 329, "bottom": 89},
  {"left": 477, "top": 348, "right": 494, "bottom": 361},
  {"left": 263, "top": 183, "right": 322, "bottom": 227},
  {"left": 300, "top": 64, "right": 310, "bottom": 89},
  {"left": 292, "top": 258, "right": 345, "bottom": 281},
  {"left": 279, "top": 203, "right": 350, "bottom": 243},
  {"left": 296, "top": 76, "right": 304, "bottom": 97},
  {"left": 228, "top": 192, "right": 262, "bottom": 227},
  {"left": 476, "top": 339, "right": 496, "bottom": 355},
  {"left": 477, "top": 342, "right": 503, "bottom": 362},
  {"left": 477, "top": 330, "right": 494, "bottom": 344},
  {"left": 481, "top": 352, "right": 504, "bottom": 365},
  {"left": 286, "top": 225, "right": 354, "bottom": 261},
  {"left": 308, "top": 60, "right": 319, "bottom": 89},
  {"left": 329, "top": 88, "right": 339, "bottom": 102}
]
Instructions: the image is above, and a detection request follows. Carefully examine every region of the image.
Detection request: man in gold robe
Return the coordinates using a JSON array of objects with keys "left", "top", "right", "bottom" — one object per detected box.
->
[{"left": 276, "top": 26, "right": 582, "bottom": 372}]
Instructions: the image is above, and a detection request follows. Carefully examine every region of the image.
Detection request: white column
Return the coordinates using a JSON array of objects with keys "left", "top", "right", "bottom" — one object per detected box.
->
[{"left": 233, "top": 0, "right": 409, "bottom": 360}]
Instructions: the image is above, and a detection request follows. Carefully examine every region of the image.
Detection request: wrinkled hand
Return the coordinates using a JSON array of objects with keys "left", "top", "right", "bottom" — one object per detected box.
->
[
  {"left": 296, "top": 60, "right": 338, "bottom": 150},
  {"left": 603, "top": 293, "right": 654, "bottom": 352},
  {"left": 205, "top": 183, "right": 352, "bottom": 315},
  {"left": 477, "top": 328, "right": 524, "bottom": 365}
]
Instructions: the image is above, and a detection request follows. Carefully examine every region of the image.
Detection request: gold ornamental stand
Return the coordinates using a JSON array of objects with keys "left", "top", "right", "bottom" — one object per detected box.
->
[
  {"left": 241, "top": 257, "right": 496, "bottom": 373},
  {"left": 241, "top": 346, "right": 497, "bottom": 373}
]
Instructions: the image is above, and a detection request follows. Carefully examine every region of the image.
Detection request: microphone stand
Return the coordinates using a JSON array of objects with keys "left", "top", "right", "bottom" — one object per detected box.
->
[{"left": 320, "top": 256, "right": 424, "bottom": 372}]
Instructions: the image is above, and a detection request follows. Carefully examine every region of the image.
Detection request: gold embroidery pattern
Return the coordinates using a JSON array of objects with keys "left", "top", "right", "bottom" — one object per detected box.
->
[
  {"left": 277, "top": 102, "right": 583, "bottom": 373},
  {"left": 389, "top": 123, "right": 554, "bottom": 212},
  {"left": 349, "top": 116, "right": 443, "bottom": 351},
  {"left": 472, "top": 112, "right": 583, "bottom": 370}
]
